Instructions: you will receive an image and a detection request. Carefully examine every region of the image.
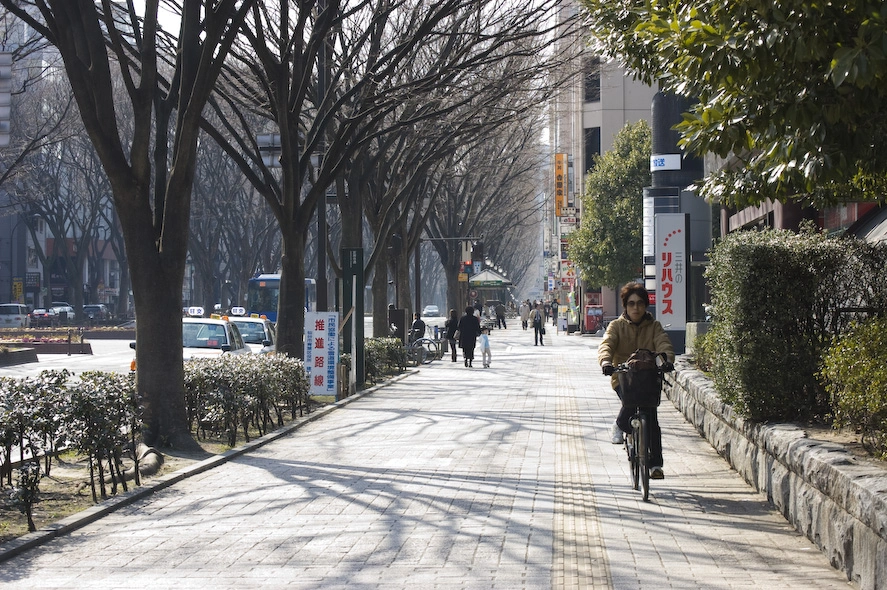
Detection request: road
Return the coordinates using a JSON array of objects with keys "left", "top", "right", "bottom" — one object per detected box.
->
[{"left": 0, "top": 325, "right": 855, "bottom": 589}]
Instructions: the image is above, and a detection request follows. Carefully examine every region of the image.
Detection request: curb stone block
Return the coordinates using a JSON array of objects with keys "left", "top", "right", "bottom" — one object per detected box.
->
[{"left": 668, "top": 358, "right": 887, "bottom": 590}]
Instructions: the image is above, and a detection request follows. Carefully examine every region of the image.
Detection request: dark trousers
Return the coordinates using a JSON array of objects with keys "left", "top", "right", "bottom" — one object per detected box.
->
[
  {"left": 496, "top": 314, "right": 506, "bottom": 329},
  {"left": 616, "top": 387, "right": 663, "bottom": 466},
  {"left": 448, "top": 338, "right": 457, "bottom": 361},
  {"left": 533, "top": 323, "right": 544, "bottom": 345}
]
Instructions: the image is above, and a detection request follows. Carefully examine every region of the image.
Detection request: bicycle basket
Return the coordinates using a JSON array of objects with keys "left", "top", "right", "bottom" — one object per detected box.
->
[{"left": 617, "top": 368, "right": 662, "bottom": 407}]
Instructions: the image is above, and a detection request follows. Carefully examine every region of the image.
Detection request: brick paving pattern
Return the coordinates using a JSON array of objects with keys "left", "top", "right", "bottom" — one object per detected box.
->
[{"left": 0, "top": 328, "right": 855, "bottom": 588}]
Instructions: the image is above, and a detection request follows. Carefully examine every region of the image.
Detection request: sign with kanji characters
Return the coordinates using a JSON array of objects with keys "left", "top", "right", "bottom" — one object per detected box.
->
[
  {"left": 554, "top": 153, "right": 567, "bottom": 216},
  {"left": 304, "top": 312, "right": 339, "bottom": 397},
  {"left": 654, "top": 214, "right": 687, "bottom": 329}
]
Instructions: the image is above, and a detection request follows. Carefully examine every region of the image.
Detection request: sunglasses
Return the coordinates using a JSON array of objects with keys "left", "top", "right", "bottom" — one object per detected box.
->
[{"left": 626, "top": 299, "right": 647, "bottom": 307}]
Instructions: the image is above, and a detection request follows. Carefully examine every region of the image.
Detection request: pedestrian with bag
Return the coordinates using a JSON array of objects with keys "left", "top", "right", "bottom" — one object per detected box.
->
[
  {"left": 479, "top": 327, "right": 492, "bottom": 368},
  {"left": 532, "top": 302, "right": 545, "bottom": 346},
  {"left": 457, "top": 305, "right": 481, "bottom": 367}
]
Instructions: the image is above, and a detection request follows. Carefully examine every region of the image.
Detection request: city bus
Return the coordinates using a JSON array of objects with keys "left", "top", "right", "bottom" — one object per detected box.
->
[{"left": 246, "top": 274, "right": 316, "bottom": 322}]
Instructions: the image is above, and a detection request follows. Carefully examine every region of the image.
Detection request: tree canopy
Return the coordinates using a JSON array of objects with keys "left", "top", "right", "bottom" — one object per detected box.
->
[
  {"left": 581, "top": 0, "right": 887, "bottom": 208},
  {"left": 568, "top": 120, "right": 650, "bottom": 288}
]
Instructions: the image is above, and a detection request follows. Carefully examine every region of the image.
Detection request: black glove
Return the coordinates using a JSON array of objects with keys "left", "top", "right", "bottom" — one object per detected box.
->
[
  {"left": 602, "top": 364, "right": 615, "bottom": 376},
  {"left": 662, "top": 361, "right": 675, "bottom": 373}
]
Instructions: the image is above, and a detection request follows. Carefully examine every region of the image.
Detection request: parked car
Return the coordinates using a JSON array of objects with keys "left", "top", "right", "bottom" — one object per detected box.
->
[
  {"left": 129, "top": 314, "right": 251, "bottom": 372},
  {"left": 51, "top": 302, "right": 75, "bottom": 323},
  {"left": 421, "top": 304, "right": 440, "bottom": 317},
  {"left": 29, "top": 308, "right": 59, "bottom": 328},
  {"left": 83, "top": 304, "right": 110, "bottom": 320},
  {"left": 0, "top": 303, "right": 30, "bottom": 327},
  {"left": 181, "top": 316, "right": 251, "bottom": 361},
  {"left": 228, "top": 313, "right": 276, "bottom": 354}
]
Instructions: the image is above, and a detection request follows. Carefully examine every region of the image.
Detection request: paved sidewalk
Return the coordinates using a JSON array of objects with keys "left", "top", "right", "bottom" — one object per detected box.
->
[{"left": 0, "top": 327, "right": 855, "bottom": 589}]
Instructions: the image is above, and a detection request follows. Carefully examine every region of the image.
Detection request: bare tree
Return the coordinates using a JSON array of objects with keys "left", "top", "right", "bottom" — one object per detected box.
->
[
  {"left": 198, "top": 0, "right": 576, "bottom": 355},
  {"left": 0, "top": 0, "right": 257, "bottom": 449}
]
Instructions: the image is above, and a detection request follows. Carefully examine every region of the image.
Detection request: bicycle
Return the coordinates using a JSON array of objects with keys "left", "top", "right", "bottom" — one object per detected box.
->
[
  {"left": 613, "top": 351, "right": 673, "bottom": 501},
  {"left": 408, "top": 337, "right": 439, "bottom": 365}
]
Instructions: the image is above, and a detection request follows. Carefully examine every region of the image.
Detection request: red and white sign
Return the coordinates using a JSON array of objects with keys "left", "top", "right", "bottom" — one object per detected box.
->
[
  {"left": 304, "top": 312, "right": 339, "bottom": 397},
  {"left": 654, "top": 214, "right": 686, "bottom": 329}
]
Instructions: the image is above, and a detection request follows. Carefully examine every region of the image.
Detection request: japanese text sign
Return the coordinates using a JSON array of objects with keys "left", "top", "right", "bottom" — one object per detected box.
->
[
  {"left": 304, "top": 311, "right": 339, "bottom": 397},
  {"left": 654, "top": 214, "right": 687, "bottom": 329}
]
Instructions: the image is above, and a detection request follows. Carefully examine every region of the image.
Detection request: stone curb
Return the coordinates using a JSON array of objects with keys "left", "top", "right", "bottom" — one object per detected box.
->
[
  {"left": 666, "top": 357, "right": 887, "bottom": 590},
  {"left": 0, "top": 370, "right": 416, "bottom": 564}
]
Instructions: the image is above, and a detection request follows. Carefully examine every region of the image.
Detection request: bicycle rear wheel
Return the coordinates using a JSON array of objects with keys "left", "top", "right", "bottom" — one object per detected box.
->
[{"left": 637, "top": 414, "right": 650, "bottom": 501}]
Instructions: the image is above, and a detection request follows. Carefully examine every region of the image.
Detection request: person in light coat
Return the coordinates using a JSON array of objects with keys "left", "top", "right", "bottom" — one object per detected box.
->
[
  {"left": 598, "top": 282, "right": 674, "bottom": 479},
  {"left": 519, "top": 300, "right": 530, "bottom": 330}
]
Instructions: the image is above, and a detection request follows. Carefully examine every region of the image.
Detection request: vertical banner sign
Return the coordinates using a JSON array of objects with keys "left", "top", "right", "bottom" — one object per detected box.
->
[
  {"left": 554, "top": 153, "right": 567, "bottom": 217},
  {"left": 305, "top": 311, "right": 339, "bottom": 397},
  {"left": 654, "top": 214, "right": 687, "bottom": 329}
]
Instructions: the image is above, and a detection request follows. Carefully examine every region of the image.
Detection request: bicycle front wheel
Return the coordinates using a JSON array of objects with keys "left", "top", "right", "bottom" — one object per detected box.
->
[
  {"left": 626, "top": 433, "right": 639, "bottom": 491},
  {"left": 637, "top": 414, "right": 650, "bottom": 501}
]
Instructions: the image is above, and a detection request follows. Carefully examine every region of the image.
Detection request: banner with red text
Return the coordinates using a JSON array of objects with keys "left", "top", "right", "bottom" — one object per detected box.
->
[
  {"left": 304, "top": 311, "right": 339, "bottom": 397},
  {"left": 654, "top": 214, "right": 687, "bottom": 329}
]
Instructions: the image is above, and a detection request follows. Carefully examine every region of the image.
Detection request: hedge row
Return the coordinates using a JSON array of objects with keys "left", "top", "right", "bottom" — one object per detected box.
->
[
  {"left": 703, "top": 225, "right": 887, "bottom": 425},
  {"left": 364, "top": 337, "right": 407, "bottom": 382},
  {"left": 0, "top": 369, "right": 139, "bottom": 504},
  {"left": 183, "top": 353, "right": 310, "bottom": 447}
]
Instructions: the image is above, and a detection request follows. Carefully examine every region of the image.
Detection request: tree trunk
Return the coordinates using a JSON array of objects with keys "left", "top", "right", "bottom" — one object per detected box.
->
[
  {"left": 372, "top": 256, "right": 391, "bottom": 338},
  {"left": 276, "top": 237, "right": 307, "bottom": 358},
  {"left": 129, "top": 246, "right": 195, "bottom": 450}
]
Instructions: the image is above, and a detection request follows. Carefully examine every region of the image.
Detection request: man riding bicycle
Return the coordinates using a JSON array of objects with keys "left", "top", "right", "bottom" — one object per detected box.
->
[{"left": 599, "top": 282, "right": 674, "bottom": 479}]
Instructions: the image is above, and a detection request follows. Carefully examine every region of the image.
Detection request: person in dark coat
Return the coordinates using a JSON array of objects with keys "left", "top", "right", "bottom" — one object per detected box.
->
[
  {"left": 457, "top": 305, "right": 481, "bottom": 367},
  {"left": 444, "top": 308, "right": 460, "bottom": 362}
]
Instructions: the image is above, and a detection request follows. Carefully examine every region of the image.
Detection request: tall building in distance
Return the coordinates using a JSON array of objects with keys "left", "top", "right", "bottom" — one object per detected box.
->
[{"left": 547, "top": 0, "right": 658, "bottom": 329}]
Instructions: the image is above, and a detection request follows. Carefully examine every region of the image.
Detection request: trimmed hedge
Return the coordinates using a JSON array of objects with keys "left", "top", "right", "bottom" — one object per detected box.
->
[
  {"left": 183, "top": 353, "right": 310, "bottom": 447},
  {"left": 705, "top": 226, "right": 887, "bottom": 421},
  {"left": 364, "top": 337, "right": 407, "bottom": 382}
]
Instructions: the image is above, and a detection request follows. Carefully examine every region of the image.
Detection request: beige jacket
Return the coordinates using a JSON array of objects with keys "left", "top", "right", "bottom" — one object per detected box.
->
[{"left": 598, "top": 312, "right": 675, "bottom": 389}]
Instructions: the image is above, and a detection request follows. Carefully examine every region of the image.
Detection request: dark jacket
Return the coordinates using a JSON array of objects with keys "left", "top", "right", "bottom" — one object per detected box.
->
[
  {"left": 457, "top": 313, "right": 481, "bottom": 351},
  {"left": 445, "top": 316, "right": 459, "bottom": 339}
]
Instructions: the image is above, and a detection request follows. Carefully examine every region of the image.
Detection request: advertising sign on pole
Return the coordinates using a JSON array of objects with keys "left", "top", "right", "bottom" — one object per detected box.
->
[
  {"left": 654, "top": 214, "right": 687, "bottom": 329},
  {"left": 304, "top": 311, "right": 339, "bottom": 397},
  {"left": 554, "top": 153, "right": 567, "bottom": 216}
]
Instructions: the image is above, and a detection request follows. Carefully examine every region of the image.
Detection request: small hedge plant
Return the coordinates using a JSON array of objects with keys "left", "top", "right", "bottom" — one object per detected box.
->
[
  {"left": 364, "top": 337, "right": 406, "bottom": 382},
  {"left": 819, "top": 317, "right": 887, "bottom": 459},
  {"left": 705, "top": 225, "right": 887, "bottom": 422}
]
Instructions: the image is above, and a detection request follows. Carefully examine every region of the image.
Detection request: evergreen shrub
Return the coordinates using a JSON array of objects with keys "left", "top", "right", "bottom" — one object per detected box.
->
[
  {"left": 705, "top": 226, "right": 887, "bottom": 421},
  {"left": 820, "top": 317, "right": 887, "bottom": 459}
]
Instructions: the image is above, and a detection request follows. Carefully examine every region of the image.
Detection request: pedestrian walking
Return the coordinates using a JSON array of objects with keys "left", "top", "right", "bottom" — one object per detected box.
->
[
  {"left": 495, "top": 302, "right": 507, "bottom": 329},
  {"left": 519, "top": 300, "right": 530, "bottom": 330},
  {"left": 532, "top": 302, "right": 545, "bottom": 346},
  {"left": 444, "top": 308, "right": 460, "bottom": 362},
  {"left": 479, "top": 327, "right": 492, "bottom": 368},
  {"left": 551, "top": 298, "right": 559, "bottom": 326},
  {"left": 457, "top": 305, "right": 481, "bottom": 367}
]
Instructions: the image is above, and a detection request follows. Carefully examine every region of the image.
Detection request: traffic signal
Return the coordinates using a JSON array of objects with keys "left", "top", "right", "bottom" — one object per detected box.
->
[{"left": 462, "top": 240, "right": 472, "bottom": 265}]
